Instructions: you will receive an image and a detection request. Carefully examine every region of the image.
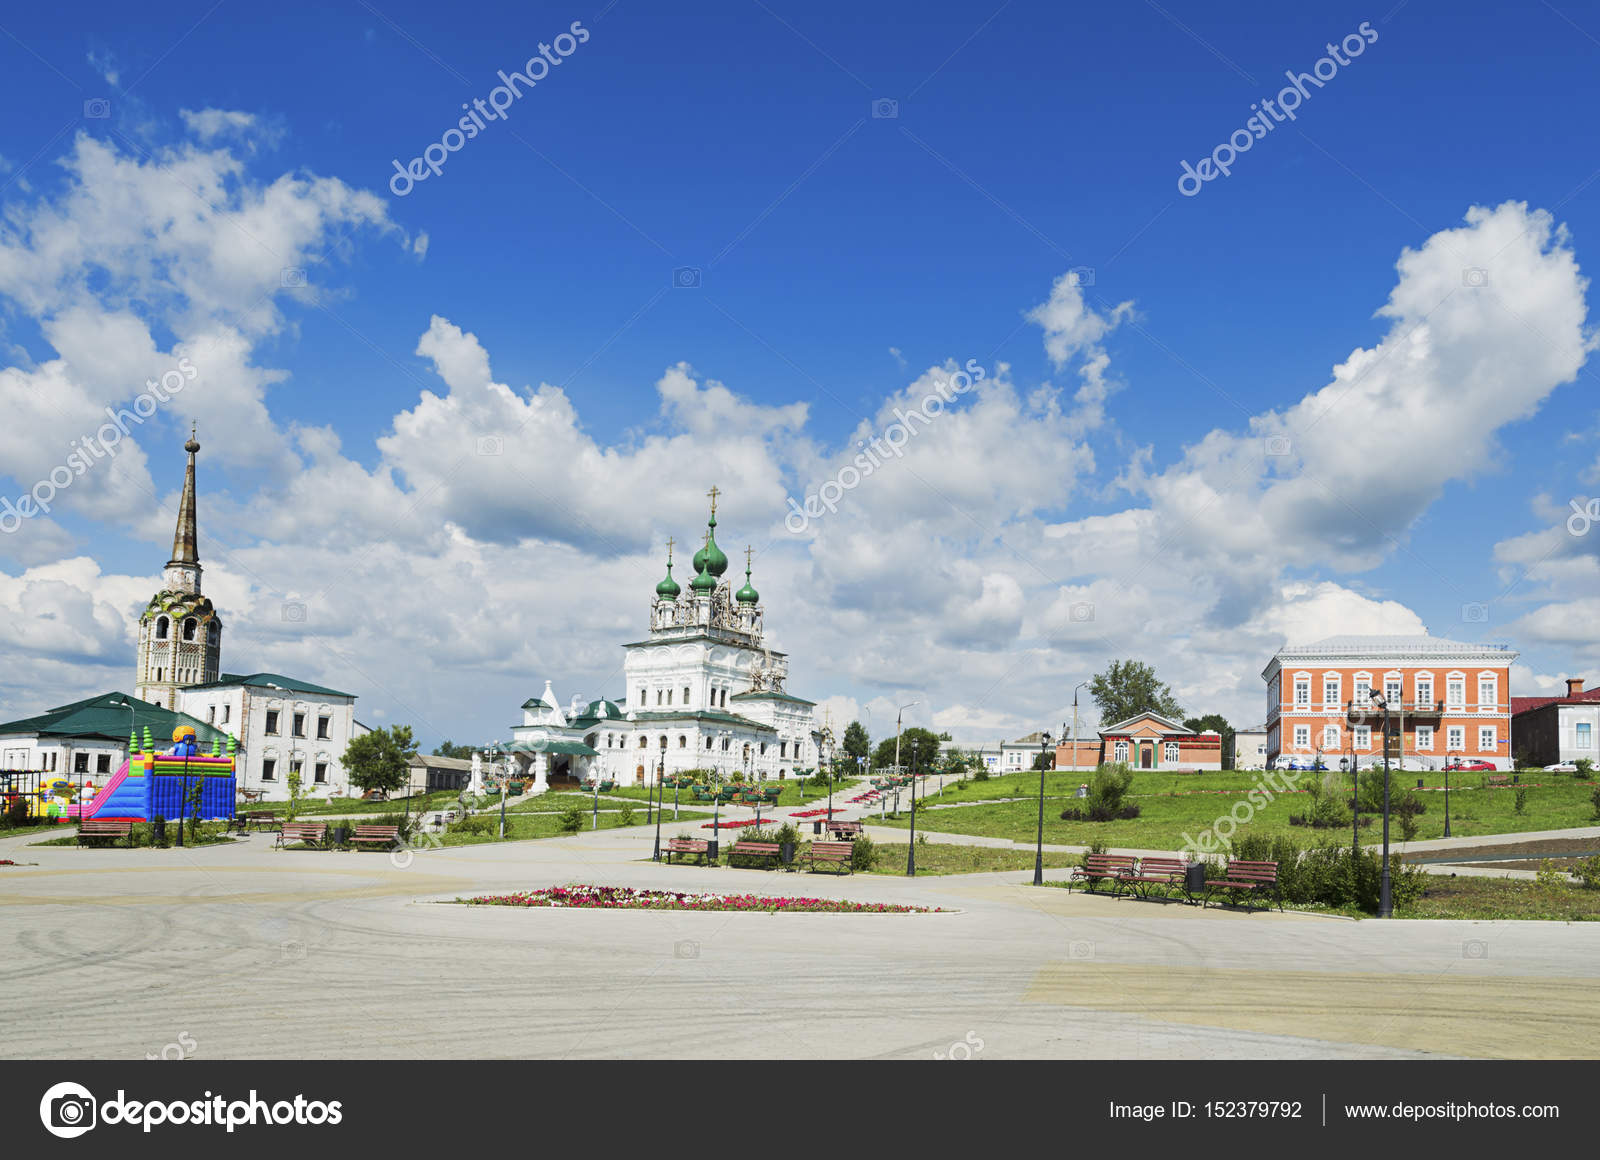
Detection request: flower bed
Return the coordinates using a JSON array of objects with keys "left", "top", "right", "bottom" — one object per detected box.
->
[
  {"left": 790, "top": 808, "right": 845, "bottom": 819},
  {"left": 0, "top": 859, "right": 16, "bottom": 866},
  {"left": 700, "top": 817, "right": 771, "bottom": 830},
  {"left": 456, "top": 884, "right": 940, "bottom": 913}
]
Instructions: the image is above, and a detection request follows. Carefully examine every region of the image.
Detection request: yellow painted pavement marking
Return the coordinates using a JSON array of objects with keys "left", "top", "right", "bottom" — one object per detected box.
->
[{"left": 1024, "top": 963, "right": 1600, "bottom": 1058}]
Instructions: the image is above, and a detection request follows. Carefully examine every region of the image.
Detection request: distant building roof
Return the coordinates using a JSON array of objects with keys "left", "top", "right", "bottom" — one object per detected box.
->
[
  {"left": 186, "top": 672, "right": 354, "bottom": 698},
  {"left": 1275, "top": 635, "right": 1518, "bottom": 657},
  {"left": 1511, "top": 688, "right": 1600, "bottom": 716},
  {"left": 407, "top": 754, "right": 476, "bottom": 771},
  {"left": 0, "top": 692, "right": 229, "bottom": 748}
]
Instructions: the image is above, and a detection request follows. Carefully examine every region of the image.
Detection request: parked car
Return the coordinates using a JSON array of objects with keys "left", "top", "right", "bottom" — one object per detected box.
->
[
  {"left": 1275, "top": 756, "right": 1327, "bottom": 772},
  {"left": 1444, "top": 759, "right": 1496, "bottom": 771},
  {"left": 1543, "top": 761, "right": 1578, "bottom": 773}
]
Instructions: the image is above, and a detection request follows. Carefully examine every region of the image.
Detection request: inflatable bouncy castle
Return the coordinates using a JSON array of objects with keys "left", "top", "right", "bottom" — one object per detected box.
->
[{"left": 67, "top": 726, "right": 236, "bottom": 822}]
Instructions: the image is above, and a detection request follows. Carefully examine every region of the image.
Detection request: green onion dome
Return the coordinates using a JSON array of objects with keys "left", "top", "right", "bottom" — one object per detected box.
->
[
  {"left": 655, "top": 564, "right": 680, "bottom": 600},
  {"left": 736, "top": 564, "right": 759, "bottom": 604}
]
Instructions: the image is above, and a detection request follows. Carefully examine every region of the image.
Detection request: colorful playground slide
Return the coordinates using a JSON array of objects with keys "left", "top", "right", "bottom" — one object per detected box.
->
[{"left": 67, "top": 727, "right": 236, "bottom": 822}]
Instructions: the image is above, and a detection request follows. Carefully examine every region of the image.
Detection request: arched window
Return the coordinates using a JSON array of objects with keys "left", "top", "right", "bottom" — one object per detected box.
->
[
  {"left": 156, "top": 617, "right": 169, "bottom": 640},
  {"left": 207, "top": 622, "right": 220, "bottom": 645},
  {"left": 678, "top": 735, "right": 687, "bottom": 748},
  {"left": 666, "top": 689, "right": 673, "bottom": 705},
  {"left": 183, "top": 618, "right": 197, "bottom": 641},
  {"left": 682, "top": 686, "right": 690, "bottom": 705},
  {"left": 606, "top": 733, "right": 613, "bottom": 748},
  {"left": 638, "top": 736, "right": 647, "bottom": 748},
  {"left": 658, "top": 735, "right": 668, "bottom": 749}
]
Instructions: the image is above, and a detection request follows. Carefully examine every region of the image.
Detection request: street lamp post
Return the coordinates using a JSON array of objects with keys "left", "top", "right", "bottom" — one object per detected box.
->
[
  {"left": 1346, "top": 703, "right": 1360, "bottom": 859},
  {"left": 653, "top": 754, "right": 664, "bottom": 861},
  {"left": 906, "top": 750, "right": 919, "bottom": 877},
  {"left": 1445, "top": 747, "right": 1461, "bottom": 838},
  {"left": 1375, "top": 695, "right": 1393, "bottom": 918},
  {"left": 1033, "top": 731, "right": 1053, "bottom": 885},
  {"left": 1071, "top": 681, "right": 1089, "bottom": 774}
]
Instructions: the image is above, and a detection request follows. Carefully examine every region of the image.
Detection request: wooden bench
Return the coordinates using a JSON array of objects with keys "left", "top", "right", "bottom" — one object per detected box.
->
[
  {"left": 246, "top": 812, "right": 280, "bottom": 832},
  {"left": 806, "top": 841, "right": 854, "bottom": 874},
  {"left": 349, "top": 824, "right": 400, "bottom": 850},
  {"left": 77, "top": 819, "right": 133, "bottom": 847},
  {"left": 728, "top": 840, "right": 783, "bottom": 869},
  {"left": 1068, "top": 853, "right": 1138, "bottom": 894},
  {"left": 276, "top": 822, "right": 328, "bottom": 849},
  {"left": 1114, "top": 856, "right": 1190, "bottom": 901},
  {"left": 1486, "top": 774, "right": 1510, "bottom": 787},
  {"left": 665, "top": 838, "right": 710, "bottom": 865},
  {"left": 827, "top": 820, "right": 864, "bottom": 840},
  {"left": 1205, "top": 859, "right": 1280, "bottom": 912}
]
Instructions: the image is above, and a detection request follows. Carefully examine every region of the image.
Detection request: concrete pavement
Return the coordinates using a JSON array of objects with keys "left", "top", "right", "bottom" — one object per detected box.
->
[{"left": 4, "top": 815, "right": 1599, "bottom": 1060}]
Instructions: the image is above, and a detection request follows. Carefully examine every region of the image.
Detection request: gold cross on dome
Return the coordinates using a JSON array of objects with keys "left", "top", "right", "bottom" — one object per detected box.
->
[
  {"left": 666, "top": 536, "right": 675, "bottom": 563},
  {"left": 706, "top": 485, "right": 720, "bottom": 516},
  {"left": 745, "top": 545, "right": 753, "bottom": 570}
]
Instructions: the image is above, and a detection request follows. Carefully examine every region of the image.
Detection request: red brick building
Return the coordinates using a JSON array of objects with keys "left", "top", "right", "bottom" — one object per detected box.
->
[
  {"left": 1262, "top": 635, "right": 1518, "bottom": 770},
  {"left": 1054, "top": 712, "right": 1224, "bottom": 771}
]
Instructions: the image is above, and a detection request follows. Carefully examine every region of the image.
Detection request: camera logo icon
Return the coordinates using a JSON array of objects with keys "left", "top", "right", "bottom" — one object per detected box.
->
[
  {"left": 1069, "top": 939, "right": 1096, "bottom": 960},
  {"left": 674, "top": 939, "right": 699, "bottom": 959},
  {"left": 475, "top": 435, "right": 504, "bottom": 455},
  {"left": 40, "top": 1081, "right": 97, "bottom": 1139},
  {"left": 1462, "top": 938, "right": 1489, "bottom": 959},
  {"left": 281, "top": 266, "right": 308, "bottom": 288},
  {"left": 1462, "top": 267, "right": 1489, "bottom": 287},
  {"left": 1461, "top": 602, "right": 1489, "bottom": 623},
  {"left": 281, "top": 601, "right": 307, "bottom": 623},
  {"left": 673, "top": 267, "right": 701, "bottom": 288},
  {"left": 871, "top": 98, "right": 899, "bottom": 119},
  {"left": 1066, "top": 265, "right": 1095, "bottom": 288},
  {"left": 1264, "top": 435, "right": 1293, "bottom": 456},
  {"left": 1068, "top": 601, "right": 1095, "bottom": 623},
  {"left": 83, "top": 98, "right": 111, "bottom": 119}
]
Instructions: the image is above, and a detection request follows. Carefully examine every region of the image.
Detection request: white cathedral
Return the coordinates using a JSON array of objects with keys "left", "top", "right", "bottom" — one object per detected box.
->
[{"left": 503, "top": 488, "right": 823, "bottom": 792}]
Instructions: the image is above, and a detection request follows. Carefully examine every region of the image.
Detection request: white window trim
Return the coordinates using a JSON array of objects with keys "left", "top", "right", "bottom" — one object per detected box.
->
[
  {"left": 1292, "top": 725, "right": 1310, "bottom": 749},
  {"left": 1354, "top": 725, "right": 1372, "bottom": 750},
  {"left": 1447, "top": 725, "right": 1466, "bottom": 750},
  {"left": 1478, "top": 725, "right": 1496, "bottom": 751},
  {"left": 1416, "top": 726, "right": 1434, "bottom": 750},
  {"left": 1446, "top": 671, "right": 1467, "bottom": 708}
]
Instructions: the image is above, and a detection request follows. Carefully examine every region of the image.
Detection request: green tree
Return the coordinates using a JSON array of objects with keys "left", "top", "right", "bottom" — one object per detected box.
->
[
  {"left": 1089, "top": 660, "right": 1183, "bottom": 724},
  {"left": 343, "top": 725, "right": 416, "bottom": 797},
  {"left": 871, "top": 726, "right": 942, "bottom": 773},
  {"left": 1183, "top": 713, "right": 1236, "bottom": 768},
  {"left": 841, "top": 721, "right": 871, "bottom": 764},
  {"left": 432, "top": 740, "right": 477, "bottom": 759},
  {"left": 1032, "top": 750, "right": 1055, "bottom": 771}
]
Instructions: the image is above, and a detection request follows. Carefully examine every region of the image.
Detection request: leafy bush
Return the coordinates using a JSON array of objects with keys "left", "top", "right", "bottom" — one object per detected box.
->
[
  {"left": 448, "top": 814, "right": 495, "bottom": 838},
  {"left": 1214, "top": 832, "right": 1423, "bottom": 912},
  {"left": 1087, "top": 763, "right": 1134, "bottom": 814},
  {"left": 1575, "top": 757, "right": 1595, "bottom": 778},
  {"left": 1059, "top": 803, "right": 1140, "bottom": 822},
  {"left": 972, "top": 768, "right": 989, "bottom": 782},
  {"left": 850, "top": 834, "right": 878, "bottom": 871},
  {"left": 1078, "top": 839, "right": 1107, "bottom": 868},
  {"left": 557, "top": 807, "right": 584, "bottom": 834},
  {"left": 1573, "top": 855, "right": 1600, "bottom": 889},
  {"left": 3, "top": 796, "right": 30, "bottom": 828},
  {"left": 617, "top": 803, "right": 636, "bottom": 827},
  {"left": 1535, "top": 859, "right": 1569, "bottom": 891},
  {"left": 1591, "top": 787, "right": 1600, "bottom": 823}
]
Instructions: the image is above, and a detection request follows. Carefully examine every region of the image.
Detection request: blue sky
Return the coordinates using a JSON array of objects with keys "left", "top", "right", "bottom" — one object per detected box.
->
[{"left": 0, "top": 0, "right": 1595, "bottom": 747}]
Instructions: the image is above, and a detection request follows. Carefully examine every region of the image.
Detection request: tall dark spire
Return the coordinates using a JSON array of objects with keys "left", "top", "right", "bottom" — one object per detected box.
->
[{"left": 169, "top": 424, "right": 201, "bottom": 567}]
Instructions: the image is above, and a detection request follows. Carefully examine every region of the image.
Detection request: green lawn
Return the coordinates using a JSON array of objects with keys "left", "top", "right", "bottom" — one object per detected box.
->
[
  {"left": 1401, "top": 875, "right": 1600, "bottom": 921},
  {"left": 861, "top": 842, "right": 1080, "bottom": 876},
  {"left": 34, "top": 821, "right": 235, "bottom": 848},
  {"left": 240, "top": 791, "right": 465, "bottom": 817},
  {"left": 430, "top": 807, "right": 709, "bottom": 847},
  {"left": 871, "top": 771, "right": 1600, "bottom": 852},
  {"left": 604, "top": 778, "right": 856, "bottom": 808}
]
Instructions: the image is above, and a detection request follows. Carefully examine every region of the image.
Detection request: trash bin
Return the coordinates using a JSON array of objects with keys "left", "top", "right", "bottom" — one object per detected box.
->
[
  {"left": 329, "top": 825, "right": 349, "bottom": 848},
  {"left": 813, "top": 821, "right": 823, "bottom": 835},
  {"left": 1184, "top": 862, "right": 1206, "bottom": 896},
  {"left": 705, "top": 839, "right": 719, "bottom": 862}
]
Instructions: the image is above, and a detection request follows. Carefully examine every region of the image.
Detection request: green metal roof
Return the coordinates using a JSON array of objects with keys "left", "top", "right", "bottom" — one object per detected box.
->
[
  {"left": 624, "top": 709, "right": 777, "bottom": 733},
  {"left": 507, "top": 739, "right": 599, "bottom": 756},
  {"left": 0, "top": 692, "right": 231, "bottom": 748},
  {"left": 729, "top": 690, "right": 815, "bottom": 706},
  {"left": 186, "top": 672, "right": 354, "bottom": 698}
]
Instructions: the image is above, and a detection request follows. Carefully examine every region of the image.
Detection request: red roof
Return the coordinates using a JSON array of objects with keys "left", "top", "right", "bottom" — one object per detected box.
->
[{"left": 1511, "top": 688, "right": 1600, "bottom": 715}]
